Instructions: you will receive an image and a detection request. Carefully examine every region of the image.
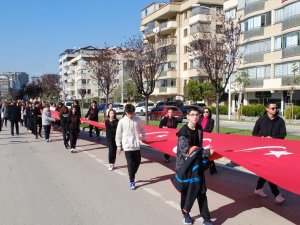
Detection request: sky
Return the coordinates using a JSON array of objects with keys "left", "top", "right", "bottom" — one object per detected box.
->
[{"left": 0, "top": 0, "right": 158, "bottom": 77}]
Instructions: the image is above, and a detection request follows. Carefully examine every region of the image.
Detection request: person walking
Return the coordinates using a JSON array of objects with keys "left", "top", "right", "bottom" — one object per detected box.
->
[
  {"left": 252, "top": 101, "right": 286, "bottom": 204},
  {"left": 85, "top": 101, "right": 100, "bottom": 140},
  {"left": 105, "top": 109, "right": 119, "bottom": 171},
  {"left": 73, "top": 99, "right": 81, "bottom": 118},
  {"left": 103, "top": 103, "right": 113, "bottom": 120},
  {"left": 32, "top": 101, "right": 43, "bottom": 139},
  {"left": 42, "top": 103, "right": 55, "bottom": 142},
  {"left": 159, "top": 107, "right": 178, "bottom": 162},
  {"left": 115, "top": 104, "right": 145, "bottom": 190},
  {"left": 59, "top": 105, "right": 70, "bottom": 149},
  {"left": 7, "top": 101, "right": 21, "bottom": 136},
  {"left": 198, "top": 107, "right": 217, "bottom": 174},
  {"left": 25, "top": 102, "right": 33, "bottom": 133},
  {"left": 68, "top": 106, "right": 81, "bottom": 153},
  {"left": 176, "top": 106, "right": 213, "bottom": 225},
  {"left": 1, "top": 101, "right": 9, "bottom": 128}
]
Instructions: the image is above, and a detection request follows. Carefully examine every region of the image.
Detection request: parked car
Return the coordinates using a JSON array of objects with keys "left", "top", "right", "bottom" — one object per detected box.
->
[
  {"left": 112, "top": 103, "right": 124, "bottom": 115},
  {"left": 156, "top": 100, "right": 184, "bottom": 108},
  {"left": 149, "top": 105, "right": 183, "bottom": 122},
  {"left": 179, "top": 105, "right": 204, "bottom": 119},
  {"left": 135, "top": 102, "right": 155, "bottom": 116},
  {"left": 98, "top": 103, "right": 107, "bottom": 112},
  {"left": 191, "top": 102, "right": 206, "bottom": 108}
]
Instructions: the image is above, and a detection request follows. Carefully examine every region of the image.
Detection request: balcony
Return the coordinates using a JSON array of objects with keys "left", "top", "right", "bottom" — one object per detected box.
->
[
  {"left": 282, "top": 76, "right": 298, "bottom": 86},
  {"left": 282, "top": 45, "right": 300, "bottom": 58},
  {"left": 282, "top": 14, "right": 300, "bottom": 31},
  {"left": 244, "top": 0, "right": 265, "bottom": 15},
  {"left": 159, "top": 86, "right": 167, "bottom": 92},
  {"left": 244, "top": 52, "right": 264, "bottom": 64},
  {"left": 159, "top": 21, "right": 177, "bottom": 35},
  {"left": 244, "top": 27, "right": 264, "bottom": 40},
  {"left": 189, "top": 14, "right": 211, "bottom": 25}
]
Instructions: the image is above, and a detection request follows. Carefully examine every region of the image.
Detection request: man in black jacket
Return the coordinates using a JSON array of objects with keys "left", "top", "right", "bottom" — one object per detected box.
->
[
  {"left": 85, "top": 101, "right": 100, "bottom": 139},
  {"left": 7, "top": 101, "right": 21, "bottom": 136},
  {"left": 252, "top": 101, "right": 286, "bottom": 204},
  {"left": 159, "top": 108, "right": 178, "bottom": 162}
]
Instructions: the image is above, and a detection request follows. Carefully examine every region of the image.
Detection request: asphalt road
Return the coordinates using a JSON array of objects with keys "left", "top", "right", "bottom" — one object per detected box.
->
[{"left": 0, "top": 124, "right": 299, "bottom": 225}]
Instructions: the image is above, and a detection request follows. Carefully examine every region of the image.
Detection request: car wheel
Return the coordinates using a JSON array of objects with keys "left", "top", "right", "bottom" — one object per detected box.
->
[{"left": 140, "top": 110, "right": 144, "bottom": 116}]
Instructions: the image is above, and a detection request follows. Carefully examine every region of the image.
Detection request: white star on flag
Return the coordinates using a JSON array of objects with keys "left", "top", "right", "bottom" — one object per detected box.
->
[{"left": 264, "top": 151, "right": 293, "bottom": 158}]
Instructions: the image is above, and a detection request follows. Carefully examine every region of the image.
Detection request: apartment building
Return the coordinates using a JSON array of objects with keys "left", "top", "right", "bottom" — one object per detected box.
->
[
  {"left": 0, "top": 72, "right": 29, "bottom": 91},
  {"left": 59, "top": 46, "right": 131, "bottom": 102},
  {"left": 0, "top": 75, "right": 9, "bottom": 99},
  {"left": 224, "top": 0, "right": 300, "bottom": 112},
  {"left": 141, "top": 0, "right": 224, "bottom": 102}
]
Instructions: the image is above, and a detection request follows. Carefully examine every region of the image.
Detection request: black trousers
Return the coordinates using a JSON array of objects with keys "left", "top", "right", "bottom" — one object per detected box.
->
[
  {"left": 89, "top": 124, "right": 99, "bottom": 137},
  {"left": 33, "top": 119, "right": 42, "bottom": 138},
  {"left": 125, "top": 150, "right": 141, "bottom": 182},
  {"left": 107, "top": 137, "right": 117, "bottom": 164},
  {"left": 256, "top": 177, "right": 280, "bottom": 196},
  {"left": 10, "top": 120, "right": 19, "bottom": 135},
  {"left": 61, "top": 125, "right": 70, "bottom": 147},
  {"left": 181, "top": 192, "right": 211, "bottom": 222},
  {"left": 70, "top": 129, "right": 79, "bottom": 149},
  {"left": 43, "top": 125, "right": 51, "bottom": 140},
  {"left": 26, "top": 117, "right": 31, "bottom": 130}
]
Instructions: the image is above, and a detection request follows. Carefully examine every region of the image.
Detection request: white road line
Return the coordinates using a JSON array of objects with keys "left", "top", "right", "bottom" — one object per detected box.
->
[
  {"left": 143, "top": 187, "right": 163, "bottom": 198},
  {"left": 113, "top": 169, "right": 126, "bottom": 176},
  {"left": 88, "top": 153, "right": 97, "bottom": 158},
  {"left": 95, "top": 158, "right": 104, "bottom": 164},
  {"left": 164, "top": 201, "right": 181, "bottom": 211}
]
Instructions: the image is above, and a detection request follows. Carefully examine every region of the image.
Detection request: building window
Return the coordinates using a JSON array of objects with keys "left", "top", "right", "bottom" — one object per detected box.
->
[
  {"left": 170, "top": 79, "right": 176, "bottom": 87},
  {"left": 243, "top": 39, "right": 271, "bottom": 55},
  {"left": 190, "top": 23, "right": 210, "bottom": 35},
  {"left": 184, "top": 28, "right": 188, "bottom": 37},
  {"left": 184, "top": 11, "right": 188, "bottom": 19},
  {"left": 275, "top": 61, "right": 300, "bottom": 77},
  {"left": 275, "top": 1, "right": 300, "bottom": 22},
  {"left": 275, "top": 31, "right": 300, "bottom": 50},
  {"left": 244, "top": 12, "right": 271, "bottom": 31},
  {"left": 184, "top": 46, "right": 188, "bottom": 53},
  {"left": 184, "top": 62, "right": 188, "bottom": 70},
  {"left": 225, "top": 7, "right": 236, "bottom": 19},
  {"left": 246, "top": 65, "right": 271, "bottom": 79}
]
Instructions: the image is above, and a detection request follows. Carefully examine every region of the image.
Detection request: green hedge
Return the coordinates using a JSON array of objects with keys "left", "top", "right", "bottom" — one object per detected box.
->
[
  {"left": 239, "top": 104, "right": 265, "bottom": 117},
  {"left": 284, "top": 106, "right": 300, "bottom": 119},
  {"left": 210, "top": 106, "right": 228, "bottom": 115}
]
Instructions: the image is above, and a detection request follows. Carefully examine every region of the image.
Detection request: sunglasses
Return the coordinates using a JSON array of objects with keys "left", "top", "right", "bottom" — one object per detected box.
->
[{"left": 269, "top": 107, "right": 277, "bottom": 110}]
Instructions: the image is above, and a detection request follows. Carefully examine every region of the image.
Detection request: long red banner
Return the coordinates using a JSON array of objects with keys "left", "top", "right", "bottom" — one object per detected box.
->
[{"left": 51, "top": 111, "right": 300, "bottom": 195}]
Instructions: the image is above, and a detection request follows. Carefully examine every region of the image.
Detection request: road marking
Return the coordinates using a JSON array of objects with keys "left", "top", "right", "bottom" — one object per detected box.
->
[
  {"left": 114, "top": 169, "right": 126, "bottom": 176},
  {"left": 165, "top": 201, "right": 180, "bottom": 211},
  {"left": 95, "top": 158, "right": 104, "bottom": 164},
  {"left": 88, "top": 153, "right": 97, "bottom": 158},
  {"left": 143, "top": 187, "right": 163, "bottom": 198}
]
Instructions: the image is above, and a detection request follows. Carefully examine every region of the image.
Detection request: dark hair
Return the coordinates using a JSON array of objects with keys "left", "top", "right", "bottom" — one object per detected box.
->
[
  {"left": 92, "top": 100, "right": 97, "bottom": 104},
  {"left": 74, "top": 99, "right": 79, "bottom": 105},
  {"left": 203, "top": 107, "right": 212, "bottom": 119},
  {"left": 167, "top": 107, "right": 174, "bottom": 112},
  {"left": 187, "top": 106, "right": 200, "bottom": 115},
  {"left": 107, "top": 109, "right": 117, "bottom": 119},
  {"left": 265, "top": 101, "right": 277, "bottom": 108},
  {"left": 125, "top": 104, "right": 135, "bottom": 113}
]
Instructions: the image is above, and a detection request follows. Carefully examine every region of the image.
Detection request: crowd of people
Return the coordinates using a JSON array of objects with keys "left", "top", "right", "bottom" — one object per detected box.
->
[{"left": 0, "top": 99, "right": 287, "bottom": 225}]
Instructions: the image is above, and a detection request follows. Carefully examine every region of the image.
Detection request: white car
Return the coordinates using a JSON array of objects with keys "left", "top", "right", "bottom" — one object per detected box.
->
[
  {"left": 112, "top": 103, "right": 124, "bottom": 114},
  {"left": 65, "top": 100, "right": 73, "bottom": 109},
  {"left": 135, "top": 102, "right": 155, "bottom": 116}
]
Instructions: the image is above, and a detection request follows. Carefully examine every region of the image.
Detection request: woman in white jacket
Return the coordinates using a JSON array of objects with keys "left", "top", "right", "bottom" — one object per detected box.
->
[
  {"left": 115, "top": 104, "right": 145, "bottom": 190},
  {"left": 42, "top": 103, "right": 55, "bottom": 142}
]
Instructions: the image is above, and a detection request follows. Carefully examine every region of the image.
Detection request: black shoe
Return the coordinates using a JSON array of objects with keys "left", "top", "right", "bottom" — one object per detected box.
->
[
  {"left": 65, "top": 145, "right": 70, "bottom": 149},
  {"left": 35, "top": 137, "right": 38, "bottom": 139},
  {"left": 39, "top": 134, "right": 43, "bottom": 138}
]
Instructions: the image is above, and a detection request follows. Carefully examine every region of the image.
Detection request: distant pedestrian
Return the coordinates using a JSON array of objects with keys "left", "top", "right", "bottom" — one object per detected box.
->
[
  {"left": 68, "top": 106, "right": 81, "bottom": 153},
  {"left": 159, "top": 107, "right": 178, "bottom": 162},
  {"left": 252, "top": 101, "right": 286, "bottom": 204},
  {"left": 1, "top": 101, "right": 9, "bottom": 127},
  {"left": 32, "top": 101, "right": 42, "bottom": 139},
  {"left": 59, "top": 105, "right": 70, "bottom": 149},
  {"left": 7, "top": 101, "right": 21, "bottom": 136},
  {"left": 103, "top": 103, "right": 113, "bottom": 120},
  {"left": 115, "top": 104, "right": 145, "bottom": 190},
  {"left": 25, "top": 102, "right": 33, "bottom": 133},
  {"left": 73, "top": 99, "right": 81, "bottom": 118},
  {"left": 85, "top": 101, "right": 100, "bottom": 140},
  {"left": 198, "top": 107, "right": 217, "bottom": 174},
  {"left": 42, "top": 103, "right": 55, "bottom": 142},
  {"left": 105, "top": 109, "right": 119, "bottom": 171}
]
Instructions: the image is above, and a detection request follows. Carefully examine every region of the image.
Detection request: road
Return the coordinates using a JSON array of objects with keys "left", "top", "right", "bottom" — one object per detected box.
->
[{"left": 0, "top": 125, "right": 299, "bottom": 225}]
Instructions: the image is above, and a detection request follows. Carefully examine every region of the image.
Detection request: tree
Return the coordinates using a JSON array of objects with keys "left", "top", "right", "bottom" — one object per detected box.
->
[
  {"left": 200, "top": 82, "right": 215, "bottom": 105},
  {"left": 184, "top": 79, "right": 202, "bottom": 102},
  {"left": 86, "top": 47, "right": 121, "bottom": 105},
  {"left": 123, "top": 35, "right": 173, "bottom": 124},
  {"left": 189, "top": 15, "right": 242, "bottom": 133},
  {"left": 38, "top": 74, "right": 61, "bottom": 100},
  {"left": 24, "top": 81, "right": 43, "bottom": 99},
  {"left": 234, "top": 70, "right": 249, "bottom": 119}
]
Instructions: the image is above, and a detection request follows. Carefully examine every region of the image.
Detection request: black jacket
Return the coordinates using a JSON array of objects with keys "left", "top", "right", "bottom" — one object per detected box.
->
[
  {"left": 171, "top": 147, "right": 210, "bottom": 212},
  {"left": 159, "top": 116, "right": 178, "bottom": 128},
  {"left": 176, "top": 124, "right": 203, "bottom": 171},
  {"left": 68, "top": 114, "right": 81, "bottom": 132},
  {"left": 7, "top": 105, "right": 21, "bottom": 122},
  {"left": 105, "top": 119, "right": 119, "bottom": 139},
  {"left": 198, "top": 117, "right": 214, "bottom": 133},
  {"left": 252, "top": 114, "right": 286, "bottom": 139},
  {"left": 85, "top": 107, "right": 99, "bottom": 121}
]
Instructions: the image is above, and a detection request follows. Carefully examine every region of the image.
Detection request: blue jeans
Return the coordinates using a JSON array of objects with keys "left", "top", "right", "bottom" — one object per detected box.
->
[{"left": 43, "top": 125, "right": 51, "bottom": 140}]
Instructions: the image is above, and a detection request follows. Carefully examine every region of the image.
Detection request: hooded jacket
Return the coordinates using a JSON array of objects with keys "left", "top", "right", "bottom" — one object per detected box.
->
[{"left": 42, "top": 108, "right": 54, "bottom": 126}]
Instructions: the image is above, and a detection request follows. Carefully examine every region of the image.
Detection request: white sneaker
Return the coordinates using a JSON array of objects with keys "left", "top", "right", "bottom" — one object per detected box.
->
[
  {"left": 254, "top": 188, "right": 268, "bottom": 197},
  {"left": 275, "top": 194, "right": 285, "bottom": 204},
  {"left": 108, "top": 164, "right": 114, "bottom": 171}
]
